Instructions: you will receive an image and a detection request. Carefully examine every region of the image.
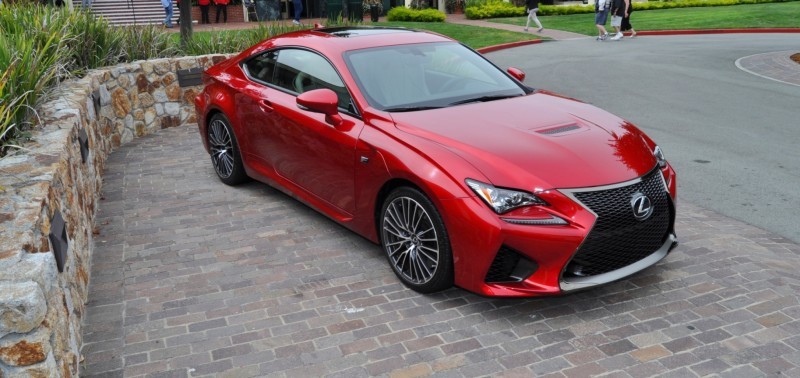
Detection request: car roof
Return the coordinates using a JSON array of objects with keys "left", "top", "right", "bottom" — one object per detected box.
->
[{"left": 268, "top": 26, "right": 456, "bottom": 53}]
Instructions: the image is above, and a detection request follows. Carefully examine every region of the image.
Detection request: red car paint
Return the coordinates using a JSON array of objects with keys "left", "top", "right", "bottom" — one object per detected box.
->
[{"left": 195, "top": 27, "right": 677, "bottom": 297}]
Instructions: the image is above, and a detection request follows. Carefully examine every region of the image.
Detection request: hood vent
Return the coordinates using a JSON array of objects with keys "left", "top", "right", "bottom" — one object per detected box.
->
[{"left": 536, "top": 124, "right": 581, "bottom": 136}]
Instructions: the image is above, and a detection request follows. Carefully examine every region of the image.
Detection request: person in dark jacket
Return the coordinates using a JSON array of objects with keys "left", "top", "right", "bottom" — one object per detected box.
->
[
  {"left": 621, "top": 0, "right": 637, "bottom": 38},
  {"left": 199, "top": 0, "right": 211, "bottom": 24},
  {"left": 214, "top": 0, "right": 229, "bottom": 23},
  {"left": 524, "top": 0, "right": 543, "bottom": 33}
]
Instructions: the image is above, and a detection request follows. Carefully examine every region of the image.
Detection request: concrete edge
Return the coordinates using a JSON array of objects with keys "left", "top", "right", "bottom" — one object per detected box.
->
[
  {"left": 632, "top": 28, "right": 800, "bottom": 36},
  {"left": 476, "top": 39, "right": 543, "bottom": 54}
]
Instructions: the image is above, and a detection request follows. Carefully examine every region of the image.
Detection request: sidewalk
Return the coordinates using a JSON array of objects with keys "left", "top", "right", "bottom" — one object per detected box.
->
[
  {"left": 80, "top": 123, "right": 800, "bottom": 377},
  {"left": 444, "top": 12, "right": 587, "bottom": 40}
]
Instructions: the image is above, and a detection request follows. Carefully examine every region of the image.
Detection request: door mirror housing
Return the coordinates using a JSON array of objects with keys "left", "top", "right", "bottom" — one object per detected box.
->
[
  {"left": 507, "top": 67, "right": 526, "bottom": 82},
  {"left": 297, "top": 89, "right": 342, "bottom": 126}
]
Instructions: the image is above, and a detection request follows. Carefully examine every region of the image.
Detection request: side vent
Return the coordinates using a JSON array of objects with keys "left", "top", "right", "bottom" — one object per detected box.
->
[{"left": 537, "top": 124, "right": 581, "bottom": 136}]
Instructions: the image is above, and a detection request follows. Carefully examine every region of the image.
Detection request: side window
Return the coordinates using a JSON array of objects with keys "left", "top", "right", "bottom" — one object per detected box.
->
[
  {"left": 274, "top": 49, "right": 355, "bottom": 113},
  {"left": 243, "top": 50, "right": 278, "bottom": 84}
]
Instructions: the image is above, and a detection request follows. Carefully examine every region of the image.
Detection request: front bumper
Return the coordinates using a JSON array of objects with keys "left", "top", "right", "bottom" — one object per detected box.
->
[{"left": 441, "top": 167, "right": 677, "bottom": 297}]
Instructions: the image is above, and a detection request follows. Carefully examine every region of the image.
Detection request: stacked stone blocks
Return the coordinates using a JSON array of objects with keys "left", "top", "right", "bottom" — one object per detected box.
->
[{"left": 0, "top": 54, "right": 228, "bottom": 377}]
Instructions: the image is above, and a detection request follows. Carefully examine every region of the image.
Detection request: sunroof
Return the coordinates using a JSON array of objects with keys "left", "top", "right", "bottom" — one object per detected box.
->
[{"left": 318, "top": 27, "right": 416, "bottom": 38}]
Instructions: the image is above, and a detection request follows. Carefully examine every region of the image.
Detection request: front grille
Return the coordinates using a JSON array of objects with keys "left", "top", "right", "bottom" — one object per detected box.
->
[{"left": 565, "top": 169, "right": 672, "bottom": 278}]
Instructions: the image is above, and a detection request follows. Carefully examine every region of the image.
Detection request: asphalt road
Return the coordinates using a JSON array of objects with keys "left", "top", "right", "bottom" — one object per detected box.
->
[{"left": 486, "top": 34, "right": 800, "bottom": 244}]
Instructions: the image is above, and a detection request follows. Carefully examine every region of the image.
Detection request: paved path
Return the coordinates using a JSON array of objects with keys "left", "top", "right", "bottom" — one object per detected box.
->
[
  {"left": 444, "top": 13, "right": 587, "bottom": 41},
  {"left": 81, "top": 19, "right": 800, "bottom": 378},
  {"left": 81, "top": 124, "right": 800, "bottom": 378}
]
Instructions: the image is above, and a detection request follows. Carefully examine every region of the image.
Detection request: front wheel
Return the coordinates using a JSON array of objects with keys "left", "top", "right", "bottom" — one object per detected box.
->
[{"left": 380, "top": 187, "right": 454, "bottom": 293}]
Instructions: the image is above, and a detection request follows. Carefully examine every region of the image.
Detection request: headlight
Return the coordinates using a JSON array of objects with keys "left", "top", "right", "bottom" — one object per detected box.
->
[
  {"left": 654, "top": 145, "right": 667, "bottom": 168},
  {"left": 466, "top": 179, "right": 547, "bottom": 214}
]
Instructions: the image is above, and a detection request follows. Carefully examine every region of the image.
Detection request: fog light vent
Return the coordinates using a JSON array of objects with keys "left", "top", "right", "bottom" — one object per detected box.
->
[{"left": 485, "top": 246, "right": 538, "bottom": 283}]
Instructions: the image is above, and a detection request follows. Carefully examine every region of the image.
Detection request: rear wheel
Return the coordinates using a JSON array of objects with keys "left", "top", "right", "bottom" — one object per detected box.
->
[
  {"left": 380, "top": 187, "right": 454, "bottom": 293},
  {"left": 207, "top": 113, "right": 248, "bottom": 185}
]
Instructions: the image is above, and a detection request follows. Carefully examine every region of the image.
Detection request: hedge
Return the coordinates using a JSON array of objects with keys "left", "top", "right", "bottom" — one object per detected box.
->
[
  {"left": 465, "top": 0, "right": 799, "bottom": 19},
  {"left": 387, "top": 7, "right": 447, "bottom": 21}
]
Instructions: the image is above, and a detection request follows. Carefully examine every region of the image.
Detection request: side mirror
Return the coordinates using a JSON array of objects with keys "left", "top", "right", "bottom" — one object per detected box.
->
[
  {"left": 297, "top": 88, "right": 342, "bottom": 126},
  {"left": 507, "top": 67, "right": 526, "bottom": 82}
]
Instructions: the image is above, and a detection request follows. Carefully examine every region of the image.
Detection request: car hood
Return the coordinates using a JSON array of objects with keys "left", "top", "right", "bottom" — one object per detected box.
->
[{"left": 388, "top": 92, "right": 658, "bottom": 190}]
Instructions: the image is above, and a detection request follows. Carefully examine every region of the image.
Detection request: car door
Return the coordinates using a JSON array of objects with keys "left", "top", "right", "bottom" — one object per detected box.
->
[
  {"left": 243, "top": 48, "right": 364, "bottom": 216},
  {"left": 237, "top": 50, "right": 282, "bottom": 171}
]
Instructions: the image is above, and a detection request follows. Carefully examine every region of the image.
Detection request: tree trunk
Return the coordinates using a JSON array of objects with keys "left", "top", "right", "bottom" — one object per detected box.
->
[{"left": 179, "top": 0, "right": 193, "bottom": 49}]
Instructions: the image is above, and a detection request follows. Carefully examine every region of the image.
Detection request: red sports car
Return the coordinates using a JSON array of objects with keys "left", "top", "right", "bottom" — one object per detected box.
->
[{"left": 194, "top": 27, "right": 677, "bottom": 297}]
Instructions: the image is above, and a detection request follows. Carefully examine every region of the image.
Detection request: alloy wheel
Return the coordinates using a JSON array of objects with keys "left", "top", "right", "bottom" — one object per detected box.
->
[
  {"left": 208, "top": 118, "right": 234, "bottom": 179},
  {"left": 382, "top": 196, "right": 441, "bottom": 284}
]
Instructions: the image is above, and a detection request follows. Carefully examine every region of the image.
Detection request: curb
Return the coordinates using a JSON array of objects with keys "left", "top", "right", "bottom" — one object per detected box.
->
[
  {"left": 632, "top": 28, "right": 800, "bottom": 36},
  {"left": 477, "top": 39, "right": 543, "bottom": 54}
]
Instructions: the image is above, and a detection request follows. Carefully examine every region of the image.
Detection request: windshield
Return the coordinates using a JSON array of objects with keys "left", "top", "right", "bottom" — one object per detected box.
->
[{"left": 344, "top": 42, "right": 527, "bottom": 111}]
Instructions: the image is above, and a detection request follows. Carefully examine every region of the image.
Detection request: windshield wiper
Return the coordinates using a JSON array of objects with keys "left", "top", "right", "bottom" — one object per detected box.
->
[
  {"left": 382, "top": 105, "right": 444, "bottom": 112},
  {"left": 447, "top": 94, "right": 522, "bottom": 106}
]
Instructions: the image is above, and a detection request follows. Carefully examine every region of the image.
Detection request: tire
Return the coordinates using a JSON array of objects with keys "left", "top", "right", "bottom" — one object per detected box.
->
[
  {"left": 207, "top": 113, "right": 248, "bottom": 185},
  {"left": 379, "top": 187, "right": 454, "bottom": 293}
]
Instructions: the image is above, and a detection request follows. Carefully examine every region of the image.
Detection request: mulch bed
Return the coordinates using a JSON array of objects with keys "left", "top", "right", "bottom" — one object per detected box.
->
[{"left": 792, "top": 53, "right": 800, "bottom": 64}]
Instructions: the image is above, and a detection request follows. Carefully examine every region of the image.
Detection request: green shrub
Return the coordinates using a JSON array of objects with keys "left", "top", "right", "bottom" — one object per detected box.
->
[
  {"left": 117, "top": 24, "right": 178, "bottom": 61},
  {"left": 465, "top": 0, "right": 798, "bottom": 19},
  {"left": 64, "top": 11, "right": 125, "bottom": 75},
  {"left": 387, "top": 7, "right": 447, "bottom": 22},
  {"left": 465, "top": 1, "right": 525, "bottom": 18},
  {"left": 0, "top": 4, "right": 72, "bottom": 155},
  {"left": 179, "top": 23, "right": 298, "bottom": 55}
]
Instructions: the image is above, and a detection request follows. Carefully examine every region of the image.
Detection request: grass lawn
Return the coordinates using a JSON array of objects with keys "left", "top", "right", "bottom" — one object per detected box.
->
[
  {"left": 181, "top": 21, "right": 536, "bottom": 52},
  {"left": 488, "top": 1, "right": 800, "bottom": 35},
  {"left": 373, "top": 21, "right": 539, "bottom": 49}
]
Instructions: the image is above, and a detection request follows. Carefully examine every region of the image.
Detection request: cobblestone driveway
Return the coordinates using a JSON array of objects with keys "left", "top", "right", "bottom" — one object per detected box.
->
[{"left": 81, "top": 125, "right": 800, "bottom": 377}]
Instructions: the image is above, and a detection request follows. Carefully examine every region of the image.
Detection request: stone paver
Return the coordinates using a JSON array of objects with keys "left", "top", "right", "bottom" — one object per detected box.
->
[
  {"left": 81, "top": 124, "right": 800, "bottom": 377},
  {"left": 736, "top": 50, "right": 800, "bottom": 87}
]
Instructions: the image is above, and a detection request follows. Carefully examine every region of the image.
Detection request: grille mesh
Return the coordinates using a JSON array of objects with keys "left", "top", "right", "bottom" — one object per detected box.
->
[
  {"left": 565, "top": 169, "right": 672, "bottom": 278},
  {"left": 485, "top": 247, "right": 522, "bottom": 283}
]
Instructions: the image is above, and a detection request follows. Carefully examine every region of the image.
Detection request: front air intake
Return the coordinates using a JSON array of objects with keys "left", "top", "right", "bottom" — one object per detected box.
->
[{"left": 485, "top": 246, "right": 538, "bottom": 283}]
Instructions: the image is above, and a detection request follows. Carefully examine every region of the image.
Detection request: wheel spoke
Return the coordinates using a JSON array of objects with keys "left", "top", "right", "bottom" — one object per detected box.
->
[
  {"left": 387, "top": 242, "right": 405, "bottom": 259},
  {"left": 416, "top": 246, "right": 439, "bottom": 263},
  {"left": 415, "top": 252, "right": 432, "bottom": 278}
]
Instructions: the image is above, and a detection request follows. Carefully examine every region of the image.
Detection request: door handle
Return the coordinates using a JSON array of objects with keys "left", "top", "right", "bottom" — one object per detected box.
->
[{"left": 259, "top": 99, "right": 273, "bottom": 113}]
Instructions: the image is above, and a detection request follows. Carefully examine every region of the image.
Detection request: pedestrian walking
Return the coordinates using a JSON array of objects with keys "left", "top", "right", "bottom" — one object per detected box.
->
[
  {"left": 161, "top": 0, "right": 174, "bottom": 28},
  {"left": 199, "top": 0, "right": 211, "bottom": 24},
  {"left": 292, "top": 0, "right": 303, "bottom": 25},
  {"left": 595, "top": 0, "right": 611, "bottom": 41},
  {"left": 524, "top": 0, "right": 543, "bottom": 33},
  {"left": 214, "top": 0, "right": 229, "bottom": 23},
  {"left": 621, "top": 0, "right": 637, "bottom": 37},
  {"left": 609, "top": 0, "right": 627, "bottom": 40}
]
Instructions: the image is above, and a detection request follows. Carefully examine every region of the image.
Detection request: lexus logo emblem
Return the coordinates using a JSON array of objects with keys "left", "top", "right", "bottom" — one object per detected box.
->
[{"left": 631, "top": 192, "right": 654, "bottom": 221}]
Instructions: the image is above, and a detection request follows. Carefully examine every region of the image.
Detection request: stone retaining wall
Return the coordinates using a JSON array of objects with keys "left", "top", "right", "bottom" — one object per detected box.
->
[{"left": 0, "top": 54, "right": 228, "bottom": 377}]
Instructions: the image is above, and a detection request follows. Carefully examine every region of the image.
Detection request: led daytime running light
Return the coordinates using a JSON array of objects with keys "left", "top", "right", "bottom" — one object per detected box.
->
[{"left": 466, "top": 179, "right": 546, "bottom": 214}]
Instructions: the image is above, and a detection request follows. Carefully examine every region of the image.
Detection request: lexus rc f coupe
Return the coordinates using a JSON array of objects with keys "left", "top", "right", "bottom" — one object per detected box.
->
[{"left": 194, "top": 26, "right": 678, "bottom": 297}]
